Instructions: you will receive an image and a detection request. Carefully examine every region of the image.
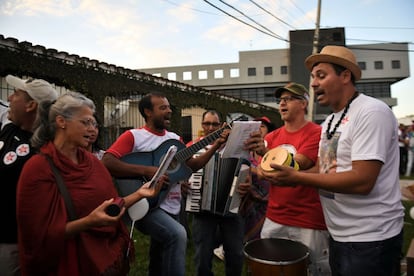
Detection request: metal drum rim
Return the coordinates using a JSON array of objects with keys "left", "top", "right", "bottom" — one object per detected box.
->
[
  {"left": 244, "top": 251, "right": 309, "bottom": 266},
  {"left": 243, "top": 238, "right": 310, "bottom": 266}
]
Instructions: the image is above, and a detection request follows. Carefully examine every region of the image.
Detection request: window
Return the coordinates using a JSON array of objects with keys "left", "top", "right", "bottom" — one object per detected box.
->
[
  {"left": 332, "top": 32, "right": 343, "bottom": 42},
  {"left": 264, "top": 66, "right": 273, "bottom": 76},
  {"left": 152, "top": 73, "right": 161, "bottom": 77},
  {"left": 374, "top": 61, "right": 383, "bottom": 70},
  {"left": 358, "top": 62, "right": 366, "bottom": 70},
  {"left": 214, "top": 69, "right": 224, "bottom": 79},
  {"left": 198, "top": 70, "right": 208, "bottom": 80},
  {"left": 230, "top": 68, "right": 239, "bottom": 78},
  {"left": 214, "top": 87, "right": 275, "bottom": 103},
  {"left": 167, "top": 72, "right": 176, "bottom": 80},
  {"left": 280, "top": 66, "right": 288, "bottom": 75},
  {"left": 391, "top": 60, "right": 401, "bottom": 69},
  {"left": 356, "top": 82, "right": 390, "bottom": 98},
  {"left": 183, "top": 71, "right": 192, "bottom": 80},
  {"left": 248, "top": 67, "right": 256, "bottom": 76}
]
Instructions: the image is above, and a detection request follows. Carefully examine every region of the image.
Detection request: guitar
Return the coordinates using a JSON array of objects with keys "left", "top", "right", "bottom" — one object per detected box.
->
[{"left": 115, "top": 124, "right": 231, "bottom": 215}]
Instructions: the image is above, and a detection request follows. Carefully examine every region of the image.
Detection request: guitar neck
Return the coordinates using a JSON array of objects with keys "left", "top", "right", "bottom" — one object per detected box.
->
[{"left": 175, "top": 127, "right": 227, "bottom": 162}]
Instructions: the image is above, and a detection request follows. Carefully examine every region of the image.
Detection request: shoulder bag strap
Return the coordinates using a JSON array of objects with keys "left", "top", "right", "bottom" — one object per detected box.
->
[{"left": 44, "top": 154, "right": 78, "bottom": 221}]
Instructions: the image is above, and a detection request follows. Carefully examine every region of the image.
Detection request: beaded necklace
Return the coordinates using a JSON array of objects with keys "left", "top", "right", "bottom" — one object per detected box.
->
[{"left": 326, "top": 92, "right": 359, "bottom": 140}]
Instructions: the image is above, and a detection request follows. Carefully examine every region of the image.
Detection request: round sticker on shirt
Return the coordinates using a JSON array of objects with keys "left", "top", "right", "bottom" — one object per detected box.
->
[
  {"left": 16, "top": 144, "right": 30, "bottom": 156},
  {"left": 4, "top": 151, "right": 17, "bottom": 165},
  {"left": 0, "top": 141, "right": 4, "bottom": 151}
]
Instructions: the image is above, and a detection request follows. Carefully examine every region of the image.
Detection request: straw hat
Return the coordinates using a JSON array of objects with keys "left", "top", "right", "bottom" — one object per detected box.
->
[{"left": 305, "top": 45, "right": 361, "bottom": 81}]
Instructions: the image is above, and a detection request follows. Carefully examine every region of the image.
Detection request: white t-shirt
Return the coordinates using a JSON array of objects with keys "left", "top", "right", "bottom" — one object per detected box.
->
[
  {"left": 318, "top": 93, "right": 404, "bottom": 242},
  {"left": 109, "top": 127, "right": 182, "bottom": 215}
]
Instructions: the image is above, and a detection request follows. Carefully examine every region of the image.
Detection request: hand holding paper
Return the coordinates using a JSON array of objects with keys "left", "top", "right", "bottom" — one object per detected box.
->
[
  {"left": 221, "top": 121, "right": 261, "bottom": 159},
  {"left": 149, "top": 145, "right": 177, "bottom": 188}
]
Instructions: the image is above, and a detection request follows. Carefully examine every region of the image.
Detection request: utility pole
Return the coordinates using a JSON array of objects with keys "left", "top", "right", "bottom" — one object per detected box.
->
[{"left": 307, "top": 0, "right": 322, "bottom": 122}]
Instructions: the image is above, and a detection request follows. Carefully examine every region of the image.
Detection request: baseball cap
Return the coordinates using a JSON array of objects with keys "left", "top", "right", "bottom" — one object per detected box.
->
[
  {"left": 254, "top": 116, "right": 276, "bottom": 132},
  {"left": 254, "top": 116, "right": 271, "bottom": 124},
  {"left": 275, "top": 82, "right": 309, "bottom": 101},
  {"left": 6, "top": 75, "right": 58, "bottom": 103}
]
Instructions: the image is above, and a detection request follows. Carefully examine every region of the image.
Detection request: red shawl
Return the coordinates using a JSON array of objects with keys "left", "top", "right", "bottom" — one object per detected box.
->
[{"left": 17, "top": 142, "right": 131, "bottom": 275}]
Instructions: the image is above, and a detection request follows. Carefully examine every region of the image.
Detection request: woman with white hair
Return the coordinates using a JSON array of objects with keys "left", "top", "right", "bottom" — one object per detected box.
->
[{"left": 16, "top": 91, "right": 163, "bottom": 275}]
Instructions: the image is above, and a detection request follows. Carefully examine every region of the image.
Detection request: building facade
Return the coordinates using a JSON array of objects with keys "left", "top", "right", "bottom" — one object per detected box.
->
[{"left": 140, "top": 28, "right": 410, "bottom": 123}]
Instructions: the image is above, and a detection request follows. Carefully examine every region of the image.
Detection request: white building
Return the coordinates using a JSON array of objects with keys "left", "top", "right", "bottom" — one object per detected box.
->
[{"left": 139, "top": 28, "right": 410, "bottom": 123}]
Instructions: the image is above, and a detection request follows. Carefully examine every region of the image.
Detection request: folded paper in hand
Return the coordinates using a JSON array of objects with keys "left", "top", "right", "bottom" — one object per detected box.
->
[
  {"left": 149, "top": 145, "right": 177, "bottom": 188},
  {"left": 221, "top": 121, "right": 261, "bottom": 159},
  {"left": 225, "top": 162, "right": 250, "bottom": 214}
]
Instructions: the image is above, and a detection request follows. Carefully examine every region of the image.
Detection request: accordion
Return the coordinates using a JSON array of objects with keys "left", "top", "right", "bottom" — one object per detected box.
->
[{"left": 185, "top": 153, "right": 250, "bottom": 215}]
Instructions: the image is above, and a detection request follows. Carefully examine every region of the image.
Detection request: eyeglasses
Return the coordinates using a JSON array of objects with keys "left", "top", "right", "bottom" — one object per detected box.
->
[
  {"left": 78, "top": 118, "right": 99, "bottom": 128},
  {"left": 202, "top": 122, "right": 221, "bottom": 127},
  {"left": 275, "top": 95, "right": 305, "bottom": 104}
]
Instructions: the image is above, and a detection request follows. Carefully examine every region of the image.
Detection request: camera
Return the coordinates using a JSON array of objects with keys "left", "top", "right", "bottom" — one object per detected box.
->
[{"left": 105, "top": 197, "right": 125, "bottom": 216}]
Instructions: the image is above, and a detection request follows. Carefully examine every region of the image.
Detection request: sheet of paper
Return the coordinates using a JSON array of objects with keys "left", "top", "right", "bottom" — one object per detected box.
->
[
  {"left": 221, "top": 121, "right": 261, "bottom": 159},
  {"left": 149, "top": 145, "right": 177, "bottom": 188},
  {"left": 228, "top": 163, "right": 250, "bottom": 214}
]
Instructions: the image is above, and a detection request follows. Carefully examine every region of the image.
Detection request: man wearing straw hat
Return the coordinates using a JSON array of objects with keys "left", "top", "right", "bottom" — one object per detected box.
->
[{"left": 258, "top": 45, "right": 404, "bottom": 275}]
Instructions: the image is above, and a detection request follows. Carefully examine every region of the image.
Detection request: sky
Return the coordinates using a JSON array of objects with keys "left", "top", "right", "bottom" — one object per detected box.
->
[{"left": 0, "top": 0, "right": 413, "bottom": 119}]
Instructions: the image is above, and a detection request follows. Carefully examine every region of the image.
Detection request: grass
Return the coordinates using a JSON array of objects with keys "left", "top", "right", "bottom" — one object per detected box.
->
[
  {"left": 128, "top": 214, "right": 229, "bottom": 276},
  {"left": 402, "top": 200, "right": 414, "bottom": 255},
  {"left": 401, "top": 175, "right": 414, "bottom": 256},
  {"left": 126, "top": 200, "right": 414, "bottom": 276}
]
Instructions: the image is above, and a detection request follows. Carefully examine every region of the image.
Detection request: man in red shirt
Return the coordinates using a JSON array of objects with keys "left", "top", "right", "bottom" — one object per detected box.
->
[{"left": 251, "top": 83, "right": 330, "bottom": 275}]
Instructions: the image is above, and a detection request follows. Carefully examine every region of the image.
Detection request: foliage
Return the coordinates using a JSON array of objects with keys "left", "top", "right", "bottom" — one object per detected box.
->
[{"left": 0, "top": 44, "right": 282, "bottom": 136}]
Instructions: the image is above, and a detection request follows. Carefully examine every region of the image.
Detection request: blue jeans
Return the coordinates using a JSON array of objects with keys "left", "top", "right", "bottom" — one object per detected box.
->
[
  {"left": 135, "top": 208, "right": 187, "bottom": 276},
  {"left": 192, "top": 213, "right": 245, "bottom": 276},
  {"left": 329, "top": 230, "right": 403, "bottom": 276}
]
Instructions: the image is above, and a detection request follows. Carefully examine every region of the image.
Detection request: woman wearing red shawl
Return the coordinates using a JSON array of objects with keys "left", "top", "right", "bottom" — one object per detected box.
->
[{"left": 16, "top": 92, "right": 163, "bottom": 275}]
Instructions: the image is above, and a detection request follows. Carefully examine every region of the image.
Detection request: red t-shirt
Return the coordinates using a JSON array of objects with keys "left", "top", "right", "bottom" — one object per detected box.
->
[{"left": 264, "top": 122, "right": 326, "bottom": 230}]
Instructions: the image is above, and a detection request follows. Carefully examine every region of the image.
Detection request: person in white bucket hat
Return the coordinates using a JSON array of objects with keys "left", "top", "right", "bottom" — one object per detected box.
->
[{"left": 0, "top": 75, "right": 57, "bottom": 275}]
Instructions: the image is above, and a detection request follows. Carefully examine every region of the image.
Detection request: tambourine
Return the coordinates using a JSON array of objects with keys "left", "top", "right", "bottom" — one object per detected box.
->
[{"left": 260, "top": 146, "right": 299, "bottom": 172}]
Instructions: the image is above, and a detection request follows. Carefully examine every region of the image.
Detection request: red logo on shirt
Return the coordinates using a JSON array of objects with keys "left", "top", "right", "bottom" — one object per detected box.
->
[
  {"left": 4, "top": 151, "right": 17, "bottom": 165},
  {"left": 16, "top": 144, "right": 30, "bottom": 156},
  {"left": 341, "top": 116, "right": 349, "bottom": 124}
]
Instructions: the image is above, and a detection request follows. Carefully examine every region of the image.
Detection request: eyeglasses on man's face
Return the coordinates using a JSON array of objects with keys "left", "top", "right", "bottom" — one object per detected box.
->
[
  {"left": 202, "top": 122, "right": 221, "bottom": 127},
  {"left": 275, "top": 95, "right": 305, "bottom": 104}
]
